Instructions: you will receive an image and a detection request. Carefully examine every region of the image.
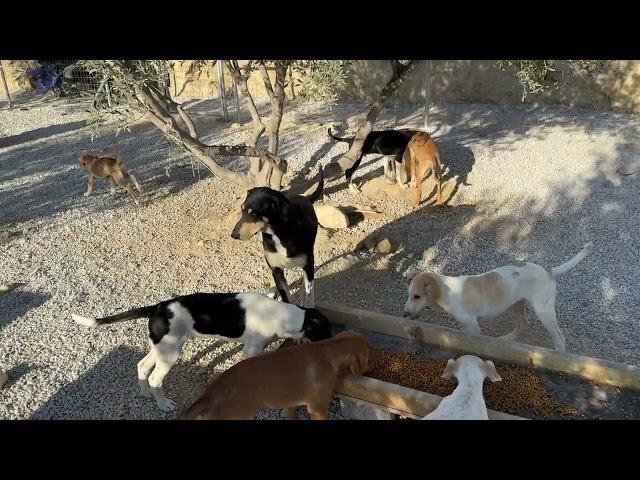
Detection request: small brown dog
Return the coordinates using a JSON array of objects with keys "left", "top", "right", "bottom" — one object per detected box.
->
[
  {"left": 179, "top": 330, "right": 371, "bottom": 420},
  {"left": 77, "top": 147, "right": 142, "bottom": 204},
  {"left": 404, "top": 132, "right": 444, "bottom": 207}
]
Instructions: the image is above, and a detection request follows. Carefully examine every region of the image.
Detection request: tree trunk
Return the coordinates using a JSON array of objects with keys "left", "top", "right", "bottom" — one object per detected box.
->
[
  {"left": 323, "top": 60, "right": 419, "bottom": 180},
  {"left": 258, "top": 62, "right": 290, "bottom": 189},
  {"left": 112, "top": 60, "right": 287, "bottom": 190},
  {"left": 139, "top": 85, "right": 285, "bottom": 189}
]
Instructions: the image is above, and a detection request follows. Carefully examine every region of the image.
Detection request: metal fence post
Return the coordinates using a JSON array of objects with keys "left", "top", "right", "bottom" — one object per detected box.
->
[
  {"left": 233, "top": 78, "right": 240, "bottom": 123},
  {"left": 217, "top": 60, "right": 229, "bottom": 122},
  {"left": 0, "top": 60, "right": 13, "bottom": 110},
  {"left": 424, "top": 60, "right": 431, "bottom": 129}
]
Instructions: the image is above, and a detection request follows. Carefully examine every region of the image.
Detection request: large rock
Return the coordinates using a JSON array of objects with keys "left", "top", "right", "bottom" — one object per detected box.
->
[{"left": 314, "top": 203, "right": 349, "bottom": 229}]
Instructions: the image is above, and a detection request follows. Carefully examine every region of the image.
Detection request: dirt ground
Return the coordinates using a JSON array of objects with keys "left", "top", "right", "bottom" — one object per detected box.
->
[{"left": 1, "top": 94, "right": 639, "bottom": 419}]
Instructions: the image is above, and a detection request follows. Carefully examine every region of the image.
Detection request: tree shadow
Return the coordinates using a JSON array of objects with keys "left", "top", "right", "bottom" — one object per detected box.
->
[
  {"left": 31, "top": 345, "right": 242, "bottom": 420},
  {"left": 0, "top": 121, "right": 87, "bottom": 148},
  {"left": 3, "top": 362, "right": 38, "bottom": 385},
  {"left": 311, "top": 147, "right": 640, "bottom": 365},
  {"left": 0, "top": 120, "right": 212, "bottom": 229},
  {"left": 0, "top": 288, "right": 51, "bottom": 328}
]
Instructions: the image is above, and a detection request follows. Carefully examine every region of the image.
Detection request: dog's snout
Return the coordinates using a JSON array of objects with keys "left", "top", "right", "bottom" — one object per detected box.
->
[{"left": 231, "top": 230, "right": 239, "bottom": 240}]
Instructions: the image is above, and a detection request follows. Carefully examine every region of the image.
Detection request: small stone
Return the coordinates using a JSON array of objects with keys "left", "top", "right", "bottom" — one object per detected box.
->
[
  {"left": 375, "top": 238, "right": 394, "bottom": 254},
  {"left": 422, "top": 248, "right": 436, "bottom": 262},
  {"left": 0, "top": 370, "right": 8, "bottom": 390}
]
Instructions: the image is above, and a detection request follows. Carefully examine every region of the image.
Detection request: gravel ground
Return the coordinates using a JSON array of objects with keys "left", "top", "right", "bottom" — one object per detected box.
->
[{"left": 1, "top": 94, "right": 639, "bottom": 420}]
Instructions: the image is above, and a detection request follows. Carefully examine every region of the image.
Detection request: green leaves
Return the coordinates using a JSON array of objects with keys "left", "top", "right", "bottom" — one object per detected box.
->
[
  {"left": 496, "top": 60, "right": 556, "bottom": 101},
  {"left": 496, "top": 60, "right": 608, "bottom": 102},
  {"left": 292, "top": 60, "right": 352, "bottom": 101}
]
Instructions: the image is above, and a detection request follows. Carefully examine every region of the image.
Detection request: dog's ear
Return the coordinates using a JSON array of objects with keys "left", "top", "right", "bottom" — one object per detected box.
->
[
  {"left": 268, "top": 195, "right": 284, "bottom": 215},
  {"left": 483, "top": 360, "right": 502, "bottom": 382},
  {"left": 441, "top": 358, "right": 457, "bottom": 380},
  {"left": 350, "top": 345, "right": 370, "bottom": 376},
  {"left": 424, "top": 274, "right": 442, "bottom": 305}
]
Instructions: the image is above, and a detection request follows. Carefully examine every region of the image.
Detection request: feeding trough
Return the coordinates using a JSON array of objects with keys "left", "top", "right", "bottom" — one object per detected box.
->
[{"left": 318, "top": 303, "right": 640, "bottom": 420}]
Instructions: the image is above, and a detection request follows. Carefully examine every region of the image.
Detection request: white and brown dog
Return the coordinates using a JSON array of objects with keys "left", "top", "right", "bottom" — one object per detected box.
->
[
  {"left": 404, "top": 243, "right": 593, "bottom": 352},
  {"left": 423, "top": 355, "right": 501, "bottom": 420}
]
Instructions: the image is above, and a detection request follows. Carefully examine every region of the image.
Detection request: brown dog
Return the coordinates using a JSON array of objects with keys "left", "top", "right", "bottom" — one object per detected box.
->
[
  {"left": 77, "top": 147, "right": 142, "bottom": 204},
  {"left": 404, "top": 132, "right": 444, "bottom": 208},
  {"left": 179, "top": 330, "right": 371, "bottom": 420}
]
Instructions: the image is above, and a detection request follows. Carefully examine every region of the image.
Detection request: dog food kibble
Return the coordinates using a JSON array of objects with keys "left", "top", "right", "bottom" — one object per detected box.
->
[{"left": 366, "top": 348, "right": 581, "bottom": 418}]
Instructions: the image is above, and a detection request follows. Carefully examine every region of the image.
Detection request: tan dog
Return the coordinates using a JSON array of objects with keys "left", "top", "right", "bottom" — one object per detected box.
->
[
  {"left": 179, "top": 330, "right": 371, "bottom": 420},
  {"left": 404, "top": 132, "right": 444, "bottom": 207},
  {"left": 77, "top": 147, "right": 142, "bottom": 204}
]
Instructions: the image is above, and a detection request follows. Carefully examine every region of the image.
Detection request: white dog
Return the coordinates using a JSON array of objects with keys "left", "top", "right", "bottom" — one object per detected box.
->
[
  {"left": 404, "top": 243, "right": 593, "bottom": 352},
  {"left": 423, "top": 355, "right": 501, "bottom": 420}
]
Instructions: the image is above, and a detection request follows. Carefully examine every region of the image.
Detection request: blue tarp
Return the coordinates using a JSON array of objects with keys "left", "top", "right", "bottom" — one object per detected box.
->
[{"left": 26, "top": 63, "right": 63, "bottom": 94}]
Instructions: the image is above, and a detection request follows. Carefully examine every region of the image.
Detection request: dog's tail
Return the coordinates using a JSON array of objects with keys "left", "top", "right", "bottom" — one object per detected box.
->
[
  {"left": 327, "top": 128, "right": 353, "bottom": 143},
  {"left": 304, "top": 165, "right": 324, "bottom": 204},
  {"left": 72, "top": 305, "right": 158, "bottom": 328},
  {"left": 549, "top": 243, "right": 593, "bottom": 277}
]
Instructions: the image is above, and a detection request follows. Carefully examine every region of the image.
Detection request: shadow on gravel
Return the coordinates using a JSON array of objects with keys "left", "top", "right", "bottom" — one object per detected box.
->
[
  {"left": 0, "top": 289, "right": 51, "bottom": 328},
  {"left": 32, "top": 343, "right": 243, "bottom": 420},
  {"left": 313, "top": 155, "right": 639, "bottom": 365},
  {"left": 0, "top": 121, "right": 87, "bottom": 149}
]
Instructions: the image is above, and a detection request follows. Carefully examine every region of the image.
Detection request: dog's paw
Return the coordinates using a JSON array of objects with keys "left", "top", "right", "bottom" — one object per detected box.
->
[
  {"left": 156, "top": 397, "right": 177, "bottom": 412},
  {"left": 138, "top": 383, "right": 153, "bottom": 398},
  {"left": 83, "top": 192, "right": 91, "bottom": 197},
  {"left": 404, "top": 325, "right": 424, "bottom": 340},
  {"left": 398, "top": 182, "right": 409, "bottom": 190}
]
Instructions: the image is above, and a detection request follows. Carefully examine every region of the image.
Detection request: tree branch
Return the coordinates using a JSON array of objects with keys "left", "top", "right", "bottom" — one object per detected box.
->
[
  {"left": 323, "top": 60, "right": 419, "bottom": 180},
  {"left": 258, "top": 63, "right": 276, "bottom": 100},
  {"left": 148, "top": 83, "right": 198, "bottom": 139},
  {"left": 138, "top": 81, "right": 286, "bottom": 187},
  {"left": 225, "top": 60, "right": 265, "bottom": 146},
  {"left": 225, "top": 60, "right": 266, "bottom": 176}
]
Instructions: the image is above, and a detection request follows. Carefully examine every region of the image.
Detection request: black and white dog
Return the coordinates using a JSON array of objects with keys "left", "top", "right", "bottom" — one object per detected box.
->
[
  {"left": 327, "top": 127, "right": 420, "bottom": 191},
  {"left": 231, "top": 168, "right": 323, "bottom": 307},
  {"left": 72, "top": 292, "right": 332, "bottom": 412}
]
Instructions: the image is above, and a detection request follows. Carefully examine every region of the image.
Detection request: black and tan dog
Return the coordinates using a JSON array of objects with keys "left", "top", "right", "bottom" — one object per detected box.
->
[
  {"left": 231, "top": 168, "right": 324, "bottom": 308},
  {"left": 326, "top": 127, "right": 420, "bottom": 191},
  {"left": 77, "top": 147, "right": 142, "bottom": 204}
]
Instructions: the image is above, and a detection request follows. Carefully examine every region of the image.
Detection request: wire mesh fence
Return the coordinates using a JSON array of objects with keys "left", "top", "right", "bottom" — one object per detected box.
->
[{"left": 1, "top": 60, "right": 438, "bottom": 129}]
